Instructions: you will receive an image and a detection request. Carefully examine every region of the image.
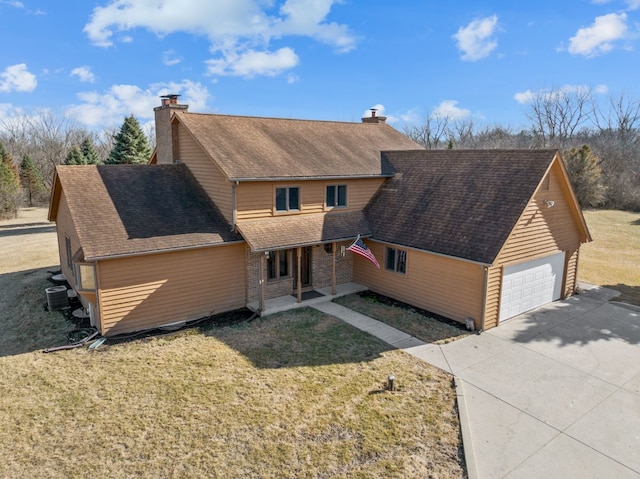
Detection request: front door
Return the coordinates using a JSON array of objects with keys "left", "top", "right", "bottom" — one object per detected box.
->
[{"left": 294, "top": 246, "right": 312, "bottom": 290}]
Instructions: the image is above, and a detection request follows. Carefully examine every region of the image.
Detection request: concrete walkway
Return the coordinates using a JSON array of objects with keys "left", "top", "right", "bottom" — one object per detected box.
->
[{"left": 313, "top": 286, "right": 640, "bottom": 478}]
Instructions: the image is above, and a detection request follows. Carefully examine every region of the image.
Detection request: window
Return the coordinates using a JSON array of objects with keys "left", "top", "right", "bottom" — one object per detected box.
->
[
  {"left": 385, "top": 247, "right": 407, "bottom": 274},
  {"left": 267, "top": 250, "right": 290, "bottom": 280},
  {"left": 275, "top": 187, "right": 300, "bottom": 211},
  {"left": 326, "top": 185, "right": 347, "bottom": 208},
  {"left": 65, "top": 235, "right": 72, "bottom": 269},
  {"left": 75, "top": 263, "right": 96, "bottom": 291}
]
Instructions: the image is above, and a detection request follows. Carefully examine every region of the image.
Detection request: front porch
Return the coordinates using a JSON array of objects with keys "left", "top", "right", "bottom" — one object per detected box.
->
[{"left": 247, "top": 282, "right": 367, "bottom": 317}]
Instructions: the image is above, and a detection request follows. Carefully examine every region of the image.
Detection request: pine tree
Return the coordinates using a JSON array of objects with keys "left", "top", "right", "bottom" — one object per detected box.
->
[
  {"left": 106, "top": 115, "right": 151, "bottom": 165},
  {"left": 20, "top": 154, "right": 45, "bottom": 206},
  {"left": 0, "top": 142, "right": 21, "bottom": 219},
  {"left": 563, "top": 145, "right": 606, "bottom": 208},
  {"left": 80, "top": 137, "right": 101, "bottom": 165},
  {"left": 65, "top": 145, "right": 85, "bottom": 165}
]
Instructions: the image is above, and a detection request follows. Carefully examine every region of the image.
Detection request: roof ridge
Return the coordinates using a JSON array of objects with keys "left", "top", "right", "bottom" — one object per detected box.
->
[{"left": 182, "top": 111, "right": 374, "bottom": 126}]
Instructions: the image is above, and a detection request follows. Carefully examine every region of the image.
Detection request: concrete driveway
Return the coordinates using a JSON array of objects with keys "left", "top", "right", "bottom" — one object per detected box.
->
[{"left": 414, "top": 286, "right": 640, "bottom": 478}]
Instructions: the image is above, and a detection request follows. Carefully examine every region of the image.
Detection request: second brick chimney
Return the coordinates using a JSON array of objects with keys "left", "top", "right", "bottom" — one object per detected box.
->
[{"left": 361, "top": 108, "right": 387, "bottom": 124}]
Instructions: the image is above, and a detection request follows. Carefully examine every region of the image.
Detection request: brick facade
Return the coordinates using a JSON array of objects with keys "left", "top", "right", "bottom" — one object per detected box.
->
[{"left": 246, "top": 241, "right": 354, "bottom": 304}]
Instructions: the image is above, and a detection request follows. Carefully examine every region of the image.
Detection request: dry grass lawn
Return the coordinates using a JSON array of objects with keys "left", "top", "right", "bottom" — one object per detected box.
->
[
  {"left": 0, "top": 208, "right": 465, "bottom": 478},
  {"left": 580, "top": 210, "right": 640, "bottom": 306}
]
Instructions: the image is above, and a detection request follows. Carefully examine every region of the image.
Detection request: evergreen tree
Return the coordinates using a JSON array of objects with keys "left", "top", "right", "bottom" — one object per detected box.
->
[
  {"left": 65, "top": 145, "right": 85, "bottom": 165},
  {"left": 563, "top": 145, "right": 606, "bottom": 208},
  {"left": 20, "top": 154, "right": 45, "bottom": 206},
  {"left": 0, "top": 142, "right": 21, "bottom": 219},
  {"left": 0, "top": 142, "right": 19, "bottom": 179},
  {"left": 80, "top": 137, "right": 101, "bottom": 165},
  {"left": 106, "top": 115, "right": 151, "bottom": 165}
]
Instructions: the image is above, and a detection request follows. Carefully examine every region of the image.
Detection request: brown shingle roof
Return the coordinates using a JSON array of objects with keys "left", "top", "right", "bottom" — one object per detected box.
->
[
  {"left": 177, "top": 113, "right": 421, "bottom": 179},
  {"left": 237, "top": 211, "right": 370, "bottom": 252},
  {"left": 54, "top": 164, "right": 241, "bottom": 260},
  {"left": 366, "top": 149, "right": 559, "bottom": 264}
]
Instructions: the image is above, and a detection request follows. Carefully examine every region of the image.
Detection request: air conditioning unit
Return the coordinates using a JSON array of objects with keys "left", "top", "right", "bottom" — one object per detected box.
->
[{"left": 46, "top": 285, "right": 69, "bottom": 311}]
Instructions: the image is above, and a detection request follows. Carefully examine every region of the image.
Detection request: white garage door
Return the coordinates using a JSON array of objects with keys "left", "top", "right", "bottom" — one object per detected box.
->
[{"left": 499, "top": 252, "right": 565, "bottom": 322}]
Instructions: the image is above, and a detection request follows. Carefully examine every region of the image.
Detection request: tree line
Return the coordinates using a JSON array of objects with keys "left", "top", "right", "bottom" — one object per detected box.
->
[
  {"left": 0, "top": 114, "right": 152, "bottom": 219},
  {"left": 1, "top": 88, "right": 639, "bottom": 220},
  {"left": 404, "top": 89, "right": 640, "bottom": 211}
]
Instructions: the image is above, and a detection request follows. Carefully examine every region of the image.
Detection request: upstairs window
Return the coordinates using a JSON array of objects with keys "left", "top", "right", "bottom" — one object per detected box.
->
[
  {"left": 326, "top": 185, "right": 347, "bottom": 208},
  {"left": 385, "top": 247, "right": 407, "bottom": 274},
  {"left": 275, "top": 187, "right": 300, "bottom": 212}
]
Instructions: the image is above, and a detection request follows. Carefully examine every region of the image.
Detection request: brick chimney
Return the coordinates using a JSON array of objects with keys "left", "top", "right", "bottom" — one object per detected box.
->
[
  {"left": 361, "top": 108, "right": 387, "bottom": 124},
  {"left": 154, "top": 94, "right": 188, "bottom": 164}
]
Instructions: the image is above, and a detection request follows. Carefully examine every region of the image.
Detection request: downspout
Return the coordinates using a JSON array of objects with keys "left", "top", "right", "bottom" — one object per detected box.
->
[
  {"left": 480, "top": 266, "right": 489, "bottom": 332},
  {"left": 231, "top": 181, "right": 239, "bottom": 231},
  {"left": 331, "top": 242, "right": 337, "bottom": 296}
]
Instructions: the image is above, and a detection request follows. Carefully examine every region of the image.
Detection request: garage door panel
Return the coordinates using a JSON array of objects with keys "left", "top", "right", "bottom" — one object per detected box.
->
[{"left": 499, "top": 252, "right": 565, "bottom": 322}]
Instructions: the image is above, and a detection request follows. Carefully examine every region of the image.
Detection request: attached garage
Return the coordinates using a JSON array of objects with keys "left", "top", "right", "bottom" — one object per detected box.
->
[
  {"left": 358, "top": 149, "right": 592, "bottom": 332},
  {"left": 499, "top": 252, "right": 565, "bottom": 322}
]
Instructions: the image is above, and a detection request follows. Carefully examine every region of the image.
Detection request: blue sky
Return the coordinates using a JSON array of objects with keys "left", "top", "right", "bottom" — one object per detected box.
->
[{"left": 0, "top": 0, "right": 639, "bottom": 132}]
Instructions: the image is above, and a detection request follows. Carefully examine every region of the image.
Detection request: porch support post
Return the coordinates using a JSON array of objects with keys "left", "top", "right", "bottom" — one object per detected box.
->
[
  {"left": 331, "top": 242, "right": 337, "bottom": 296},
  {"left": 259, "top": 253, "right": 265, "bottom": 312},
  {"left": 296, "top": 247, "right": 302, "bottom": 303}
]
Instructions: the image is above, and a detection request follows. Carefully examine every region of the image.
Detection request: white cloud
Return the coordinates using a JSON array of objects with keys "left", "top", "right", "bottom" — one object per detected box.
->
[
  {"left": 453, "top": 15, "right": 499, "bottom": 61},
  {"left": 514, "top": 84, "right": 597, "bottom": 104},
  {"left": 70, "top": 66, "right": 96, "bottom": 83},
  {"left": 0, "top": 63, "right": 37, "bottom": 92},
  {"left": 83, "top": 0, "right": 355, "bottom": 78},
  {"left": 514, "top": 89, "right": 535, "bottom": 104},
  {"left": 65, "top": 80, "right": 210, "bottom": 128},
  {"left": 162, "top": 49, "right": 182, "bottom": 66},
  {"left": 432, "top": 100, "right": 471, "bottom": 120},
  {"left": 568, "top": 12, "right": 628, "bottom": 57},
  {"left": 594, "top": 84, "right": 609, "bottom": 94},
  {"left": 0, "top": 1, "right": 24, "bottom": 8},
  {"left": 207, "top": 47, "right": 299, "bottom": 77}
]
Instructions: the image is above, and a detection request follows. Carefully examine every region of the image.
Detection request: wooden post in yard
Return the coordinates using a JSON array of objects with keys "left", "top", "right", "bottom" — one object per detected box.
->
[
  {"left": 331, "top": 242, "right": 337, "bottom": 296},
  {"left": 297, "top": 247, "right": 302, "bottom": 303}
]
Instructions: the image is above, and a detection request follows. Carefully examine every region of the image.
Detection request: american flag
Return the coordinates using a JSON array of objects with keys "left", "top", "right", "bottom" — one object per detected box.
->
[{"left": 347, "top": 235, "right": 380, "bottom": 268}]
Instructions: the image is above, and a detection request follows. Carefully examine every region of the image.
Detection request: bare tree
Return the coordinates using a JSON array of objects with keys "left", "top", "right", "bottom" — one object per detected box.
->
[
  {"left": 526, "top": 86, "right": 593, "bottom": 148},
  {"left": 403, "top": 113, "right": 451, "bottom": 149},
  {"left": 594, "top": 94, "right": 640, "bottom": 134}
]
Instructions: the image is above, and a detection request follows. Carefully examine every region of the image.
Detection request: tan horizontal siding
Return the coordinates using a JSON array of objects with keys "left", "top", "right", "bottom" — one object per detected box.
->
[
  {"left": 97, "top": 243, "right": 246, "bottom": 336},
  {"left": 497, "top": 162, "right": 581, "bottom": 267},
  {"left": 353, "top": 241, "right": 485, "bottom": 325},
  {"left": 178, "top": 125, "right": 233, "bottom": 223},
  {"left": 483, "top": 266, "right": 503, "bottom": 330},
  {"left": 54, "top": 191, "right": 78, "bottom": 289},
  {"left": 236, "top": 178, "right": 385, "bottom": 220}
]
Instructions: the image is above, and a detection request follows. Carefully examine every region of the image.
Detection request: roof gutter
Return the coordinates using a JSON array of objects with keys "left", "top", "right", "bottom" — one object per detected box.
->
[
  {"left": 227, "top": 174, "right": 394, "bottom": 182},
  {"left": 86, "top": 239, "right": 246, "bottom": 262},
  {"left": 369, "top": 239, "right": 492, "bottom": 267},
  {"left": 247, "top": 234, "right": 371, "bottom": 253}
]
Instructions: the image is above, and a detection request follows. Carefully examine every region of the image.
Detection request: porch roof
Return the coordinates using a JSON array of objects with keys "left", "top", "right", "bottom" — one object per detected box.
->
[{"left": 237, "top": 210, "right": 371, "bottom": 252}]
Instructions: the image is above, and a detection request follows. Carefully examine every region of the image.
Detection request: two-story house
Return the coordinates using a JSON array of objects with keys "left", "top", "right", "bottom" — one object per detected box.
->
[{"left": 48, "top": 96, "right": 590, "bottom": 336}]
